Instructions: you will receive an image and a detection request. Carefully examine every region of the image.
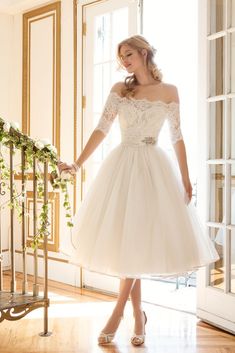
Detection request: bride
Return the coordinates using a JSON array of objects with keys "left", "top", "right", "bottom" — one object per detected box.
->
[{"left": 58, "top": 34, "right": 219, "bottom": 346}]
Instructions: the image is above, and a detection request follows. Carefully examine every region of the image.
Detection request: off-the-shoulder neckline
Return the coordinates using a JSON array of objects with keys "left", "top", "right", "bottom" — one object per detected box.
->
[{"left": 110, "top": 91, "right": 179, "bottom": 106}]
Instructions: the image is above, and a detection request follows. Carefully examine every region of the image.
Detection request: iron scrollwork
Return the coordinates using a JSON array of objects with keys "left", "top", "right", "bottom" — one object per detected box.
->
[{"left": 0, "top": 181, "right": 6, "bottom": 196}]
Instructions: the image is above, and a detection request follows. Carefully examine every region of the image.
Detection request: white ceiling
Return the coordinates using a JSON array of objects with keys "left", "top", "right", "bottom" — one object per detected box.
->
[{"left": 0, "top": 0, "right": 51, "bottom": 14}]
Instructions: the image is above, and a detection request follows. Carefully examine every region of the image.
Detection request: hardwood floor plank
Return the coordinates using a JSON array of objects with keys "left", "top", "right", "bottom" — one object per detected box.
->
[{"left": 0, "top": 271, "right": 235, "bottom": 353}]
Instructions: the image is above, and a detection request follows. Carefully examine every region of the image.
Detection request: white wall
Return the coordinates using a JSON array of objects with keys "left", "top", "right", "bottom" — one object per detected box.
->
[
  {"left": 0, "top": 13, "right": 14, "bottom": 263},
  {"left": 0, "top": 13, "right": 13, "bottom": 122}
]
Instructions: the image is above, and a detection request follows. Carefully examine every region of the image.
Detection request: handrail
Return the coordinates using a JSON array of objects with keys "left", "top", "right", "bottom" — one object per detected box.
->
[{"left": 0, "top": 117, "right": 61, "bottom": 335}]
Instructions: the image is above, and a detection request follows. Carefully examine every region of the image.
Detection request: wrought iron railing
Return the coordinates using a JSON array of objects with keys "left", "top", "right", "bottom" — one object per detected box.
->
[{"left": 0, "top": 118, "right": 60, "bottom": 336}]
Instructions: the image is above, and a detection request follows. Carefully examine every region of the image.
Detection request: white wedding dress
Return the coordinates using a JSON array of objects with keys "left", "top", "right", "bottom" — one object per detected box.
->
[{"left": 63, "top": 91, "right": 219, "bottom": 278}]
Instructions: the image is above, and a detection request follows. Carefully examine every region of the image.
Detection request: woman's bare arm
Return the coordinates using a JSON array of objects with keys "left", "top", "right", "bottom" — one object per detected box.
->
[
  {"left": 58, "top": 82, "right": 123, "bottom": 173},
  {"left": 168, "top": 84, "right": 192, "bottom": 203},
  {"left": 75, "top": 129, "right": 105, "bottom": 168},
  {"left": 58, "top": 129, "right": 105, "bottom": 173},
  {"left": 174, "top": 140, "right": 192, "bottom": 203},
  {"left": 173, "top": 140, "right": 190, "bottom": 182},
  {"left": 173, "top": 137, "right": 192, "bottom": 203}
]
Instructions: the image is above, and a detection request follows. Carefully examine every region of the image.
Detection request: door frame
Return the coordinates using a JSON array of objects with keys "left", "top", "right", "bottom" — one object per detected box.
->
[
  {"left": 76, "top": 0, "right": 141, "bottom": 292},
  {"left": 196, "top": 0, "right": 235, "bottom": 334}
]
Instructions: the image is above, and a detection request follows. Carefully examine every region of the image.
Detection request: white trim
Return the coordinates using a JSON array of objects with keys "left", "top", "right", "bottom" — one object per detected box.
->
[
  {"left": 197, "top": 309, "right": 235, "bottom": 334},
  {"left": 206, "top": 221, "right": 225, "bottom": 228},
  {"left": 227, "top": 224, "right": 235, "bottom": 230},
  {"left": 206, "top": 159, "right": 226, "bottom": 164},
  {"left": 207, "top": 95, "right": 226, "bottom": 101},
  {"left": 207, "top": 31, "right": 227, "bottom": 40}
]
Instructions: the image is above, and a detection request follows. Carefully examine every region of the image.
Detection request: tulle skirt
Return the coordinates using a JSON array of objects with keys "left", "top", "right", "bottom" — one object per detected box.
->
[{"left": 61, "top": 143, "right": 219, "bottom": 278}]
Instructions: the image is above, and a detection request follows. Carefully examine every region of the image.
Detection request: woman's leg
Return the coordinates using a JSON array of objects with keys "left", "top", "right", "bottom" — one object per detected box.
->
[
  {"left": 130, "top": 279, "right": 142, "bottom": 313},
  {"left": 101, "top": 278, "right": 136, "bottom": 334},
  {"left": 130, "top": 279, "right": 146, "bottom": 335}
]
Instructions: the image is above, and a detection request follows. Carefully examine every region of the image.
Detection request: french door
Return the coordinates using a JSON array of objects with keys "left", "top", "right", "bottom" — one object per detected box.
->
[
  {"left": 78, "top": 0, "right": 140, "bottom": 293},
  {"left": 197, "top": 0, "right": 235, "bottom": 334}
]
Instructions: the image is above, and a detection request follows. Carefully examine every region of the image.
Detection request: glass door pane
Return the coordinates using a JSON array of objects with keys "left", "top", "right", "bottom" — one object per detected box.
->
[
  {"left": 209, "top": 164, "right": 225, "bottom": 223},
  {"left": 94, "top": 13, "right": 111, "bottom": 63},
  {"left": 231, "top": 228, "right": 235, "bottom": 293},
  {"left": 232, "top": 164, "right": 235, "bottom": 224},
  {"left": 231, "top": 99, "right": 235, "bottom": 158},
  {"left": 84, "top": 0, "right": 131, "bottom": 194},
  {"left": 209, "top": 0, "right": 224, "bottom": 33},
  {"left": 232, "top": 0, "right": 235, "bottom": 27},
  {"left": 92, "top": 10, "right": 126, "bottom": 178},
  {"left": 209, "top": 37, "right": 224, "bottom": 96},
  {"left": 231, "top": 33, "right": 235, "bottom": 93},
  {"left": 112, "top": 7, "right": 128, "bottom": 59},
  {"left": 210, "top": 226, "right": 224, "bottom": 290},
  {"left": 209, "top": 101, "right": 224, "bottom": 159}
]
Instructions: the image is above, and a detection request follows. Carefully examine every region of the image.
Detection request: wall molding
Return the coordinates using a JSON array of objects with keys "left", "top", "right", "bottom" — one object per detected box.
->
[{"left": 22, "top": 1, "right": 61, "bottom": 155}]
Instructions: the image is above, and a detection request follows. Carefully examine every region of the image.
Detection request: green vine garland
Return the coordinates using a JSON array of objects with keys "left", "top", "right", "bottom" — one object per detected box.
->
[{"left": 0, "top": 117, "right": 74, "bottom": 250}]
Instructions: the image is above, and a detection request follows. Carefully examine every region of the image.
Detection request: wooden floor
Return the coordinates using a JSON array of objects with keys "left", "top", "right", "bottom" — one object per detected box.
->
[{"left": 1, "top": 272, "right": 235, "bottom": 353}]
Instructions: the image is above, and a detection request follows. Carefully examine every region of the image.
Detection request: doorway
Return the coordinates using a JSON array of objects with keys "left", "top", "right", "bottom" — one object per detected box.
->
[{"left": 141, "top": 0, "right": 198, "bottom": 314}]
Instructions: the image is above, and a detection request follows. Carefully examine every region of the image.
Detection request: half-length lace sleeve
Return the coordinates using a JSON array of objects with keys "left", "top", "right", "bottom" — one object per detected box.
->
[
  {"left": 94, "top": 92, "right": 120, "bottom": 136},
  {"left": 167, "top": 102, "right": 183, "bottom": 144}
]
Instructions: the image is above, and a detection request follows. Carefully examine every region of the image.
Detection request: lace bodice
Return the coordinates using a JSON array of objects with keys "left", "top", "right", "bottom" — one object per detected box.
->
[{"left": 94, "top": 91, "right": 183, "bottom": 146}]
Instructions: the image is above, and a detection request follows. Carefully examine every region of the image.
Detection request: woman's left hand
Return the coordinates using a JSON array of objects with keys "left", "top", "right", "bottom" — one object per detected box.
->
[{"left": 182, "top": 178, "right": 192, "bottom": 205}]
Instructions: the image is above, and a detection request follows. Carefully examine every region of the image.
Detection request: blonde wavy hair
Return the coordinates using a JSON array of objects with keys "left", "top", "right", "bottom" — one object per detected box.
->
[{"left": 117, "top": 35, "right": 163, "bottom": 98}]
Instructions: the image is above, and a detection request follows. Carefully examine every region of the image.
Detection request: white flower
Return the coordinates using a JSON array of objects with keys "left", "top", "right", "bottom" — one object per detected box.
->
[
  {"left": 48, "top": 145, "right": 57, "bottom": 154},
  {"left": 40, "top": 138, "right": 51, "bottom": 146},
  {"left": 3, "top": 121, "right": 11, "bottom": 132},
  {"left": 35, "top": 141, "right": 44, "bottom": 150},
  {"left": 60, "top": 171, "right": 73, "bottom": 181},
  {"left": 10, "top": 121, "right": 20, "bottom": 130}
]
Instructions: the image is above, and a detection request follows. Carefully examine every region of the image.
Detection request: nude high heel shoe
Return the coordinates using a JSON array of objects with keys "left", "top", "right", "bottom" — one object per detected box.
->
[
  {"left": 97, "top": 315, "right": 123, "bottom": 345},
  {"left": 131, "top": 310, "right": 147, "bottom": 346},
  {"left": 98, "top": 331, "right": 116, "bottom": 345}
]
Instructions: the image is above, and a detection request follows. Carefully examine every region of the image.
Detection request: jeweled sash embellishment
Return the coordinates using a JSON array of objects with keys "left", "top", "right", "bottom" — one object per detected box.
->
[{"left": 141, "top": 136, "right": 156, "bottom": 145}]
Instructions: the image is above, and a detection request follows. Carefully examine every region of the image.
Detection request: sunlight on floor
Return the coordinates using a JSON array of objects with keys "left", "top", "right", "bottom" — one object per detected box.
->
[
  {"left": 1, "top": 284, "right": 235, "bottom": 353},
  {"left": 142, "top": 279, "right": 196, "bottom": 314},
  {"left": 26, "top": 282, "right": 196, "bottom": 322}
]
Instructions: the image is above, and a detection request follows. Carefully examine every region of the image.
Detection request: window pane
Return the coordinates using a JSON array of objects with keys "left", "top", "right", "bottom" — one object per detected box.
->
[
  {"left": 232, "top": 0, "right": 235, "bottom": 27},
  {"left": 209, "top": 0, "right": 224, "bottom": 33},
  {"left": 93, "top": 64, "right": 103, "bottom": 112},
  {"left": 94, "top": 13, "right": 111, "bottom": 64},
  {"left": 209, "top": 37, "right": 224, "bottom": 97},
  {"left": 111, "top": 60, "right": 123, "bottom": 84},
  {"left": 231, "top": 229, "right": 235, "bottom": 294},
  {"left": 209, "top": 226, "right": 224, "bottom": 290},
  {"left": 209, "top": 101, "right": 224, "bottom": 159},
  {"left": 103, "top": 62, "right": 111, "bottom": 98},
  {"left": 209, "top": 164, "right": 225, "bottom": 223},
  {"left": 232, "top": 164, "right": 235, "bottom": 225},
  {"left": 111, "top": 7, "right": 128, "bottom": 60},
  {"left": 231, "top": 33, "right": 235, "bottom": 93},
  {"left": 93, "top": 63, "right": 111, "bottom": 116},
  {"left": 232, "top": 99, "right": 235, "bottom": 158}
]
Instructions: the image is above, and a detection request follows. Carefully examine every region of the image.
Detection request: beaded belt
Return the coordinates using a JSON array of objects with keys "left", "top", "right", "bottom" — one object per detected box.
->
[
  {"left": 141, "top": 136, "right": 156, "bottom": 145},
  {"left": 121, "top": 136, "right": 157, "bottom": 147}
]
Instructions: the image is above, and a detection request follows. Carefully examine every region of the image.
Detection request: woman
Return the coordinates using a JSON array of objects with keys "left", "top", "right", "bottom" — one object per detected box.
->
[{"left": 58, "top": 35, "right": 219, "bottom": 346}]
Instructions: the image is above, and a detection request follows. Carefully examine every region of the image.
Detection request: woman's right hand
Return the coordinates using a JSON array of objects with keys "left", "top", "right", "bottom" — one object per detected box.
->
[
  {"left": 57, "top": 161, "right": 79, "bottom": 175},
  {"left": 57, "top": 162, "right": 76, "bottom": 174}
]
